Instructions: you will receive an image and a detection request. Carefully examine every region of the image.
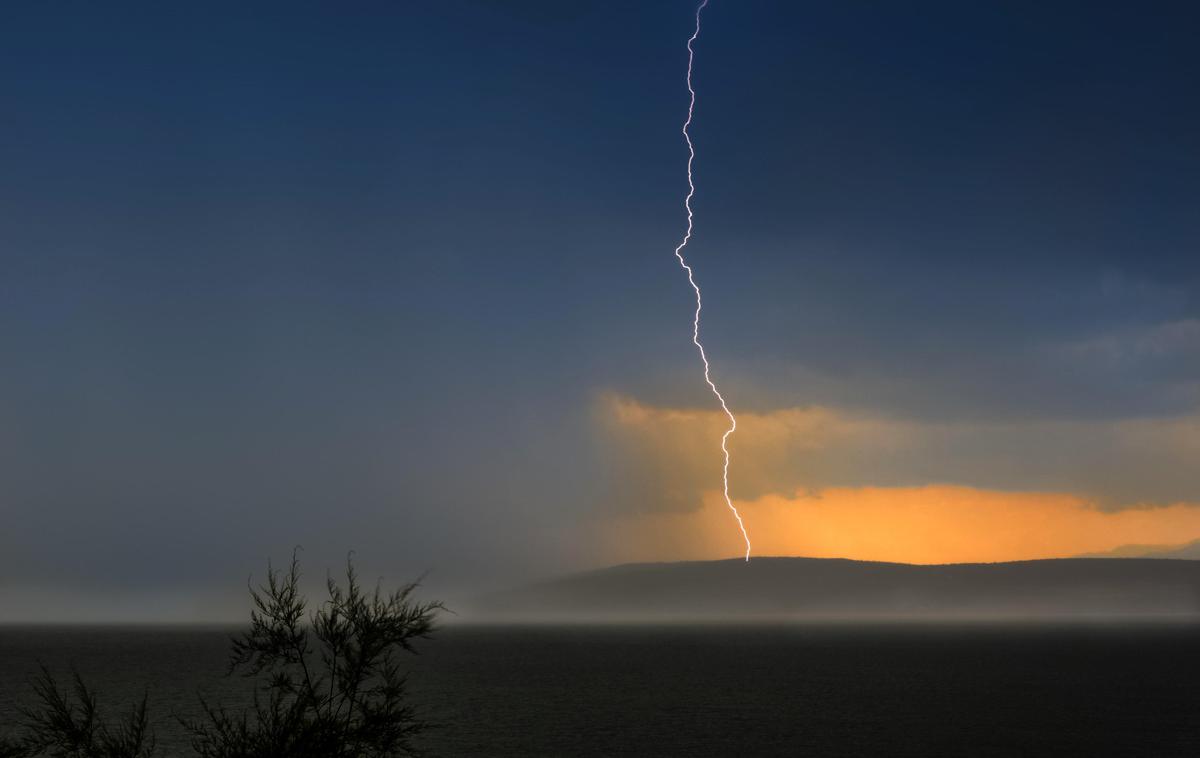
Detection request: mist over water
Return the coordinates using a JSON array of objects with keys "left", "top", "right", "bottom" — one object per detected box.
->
[
  {"left": 469, "top": 557, "right": 1200, "bottom": 623},
  {"left": 3, "top": 622, "right": 1199, "bottom": 756}
]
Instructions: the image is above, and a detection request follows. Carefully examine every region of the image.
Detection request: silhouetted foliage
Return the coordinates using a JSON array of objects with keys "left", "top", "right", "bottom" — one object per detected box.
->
[
  {"left": 184, "top": 552, "right": 443, "bottom": 757},
  {"left": 0, "top": 665, "right": 155, "bottom": 758},
  {"left": 3, "top": 554, "right": 442, "bottom": 758}
]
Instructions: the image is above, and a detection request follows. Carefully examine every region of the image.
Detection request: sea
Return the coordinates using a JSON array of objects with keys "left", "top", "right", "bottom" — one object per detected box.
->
[{"left": 1, "top": 622, "right": 1198, "bottom": 756}]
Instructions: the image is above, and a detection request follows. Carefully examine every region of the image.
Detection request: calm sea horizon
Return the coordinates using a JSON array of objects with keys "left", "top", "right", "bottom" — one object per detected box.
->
[{"left": 2, "top": 621, "right": 1198, "bottom": 756}]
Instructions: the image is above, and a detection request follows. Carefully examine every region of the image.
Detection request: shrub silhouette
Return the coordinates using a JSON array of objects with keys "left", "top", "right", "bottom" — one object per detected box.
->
[
  {"left": 0, "top": 666, "right": 155, "bottom": 758},
  {"left": 1, "top": 553, "right": 443, "bottom": 757}
]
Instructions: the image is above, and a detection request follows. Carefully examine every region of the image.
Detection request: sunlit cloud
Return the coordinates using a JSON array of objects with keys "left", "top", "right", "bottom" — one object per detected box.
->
[
  {"left": 594, "top": 392, "right": 910, "bottom": 513},
  {"left": 594, "top": 393, "right": 1200, "bottom": 514},
  {"left": 592, "top": 392, "right": 1200, "bottom": 563},
  {"left": 602, "top": 486, "right": 1200, "bottom": 564}
]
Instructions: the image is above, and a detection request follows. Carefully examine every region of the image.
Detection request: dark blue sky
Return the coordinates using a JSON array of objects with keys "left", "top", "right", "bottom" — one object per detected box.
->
[{"left": 3, "top": 1, "right": 1199, "bottom": 618}]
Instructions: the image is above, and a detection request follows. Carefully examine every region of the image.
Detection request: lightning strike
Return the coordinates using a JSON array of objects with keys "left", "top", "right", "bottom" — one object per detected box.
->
[{"left": 673, "top": 0, "right": 751, "bottom": 561}]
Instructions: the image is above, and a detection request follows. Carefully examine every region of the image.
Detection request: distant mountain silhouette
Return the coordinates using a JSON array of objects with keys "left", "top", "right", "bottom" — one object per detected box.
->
[
  {"left": 476, "top": 557, "right": 1200, "bottom": 619},
  {"left": 1077, "top": 539, "right": 1200, "bottom": 560}
]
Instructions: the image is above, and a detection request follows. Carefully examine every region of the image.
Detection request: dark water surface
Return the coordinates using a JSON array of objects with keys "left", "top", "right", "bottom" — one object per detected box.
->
[{"left": 1, "top": 622, "right": 1198, "bottom": 756}]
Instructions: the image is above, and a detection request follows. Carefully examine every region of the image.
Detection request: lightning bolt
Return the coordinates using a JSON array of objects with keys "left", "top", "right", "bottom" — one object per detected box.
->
[{"left": 673, "top": 0, "right": 751, "bottom": 561}]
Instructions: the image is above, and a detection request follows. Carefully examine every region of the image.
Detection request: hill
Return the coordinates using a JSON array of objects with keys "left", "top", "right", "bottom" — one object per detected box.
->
[
  {"left": 1078, "top": 539, "right": 1200, "bottom": 560},
  {"left": 474, "top": 557, "right": 1200, "bottom": 620}
]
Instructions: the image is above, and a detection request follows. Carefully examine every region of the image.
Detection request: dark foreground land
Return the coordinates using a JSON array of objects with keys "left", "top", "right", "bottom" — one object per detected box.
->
[{"left": 1, "top": 622, "right": 1198, "bottom": 756}]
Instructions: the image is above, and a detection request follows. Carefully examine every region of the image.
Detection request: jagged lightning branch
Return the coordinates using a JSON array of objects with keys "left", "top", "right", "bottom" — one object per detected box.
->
[{"left": 673, "top": 0, "right": 751, "bottom": 561}]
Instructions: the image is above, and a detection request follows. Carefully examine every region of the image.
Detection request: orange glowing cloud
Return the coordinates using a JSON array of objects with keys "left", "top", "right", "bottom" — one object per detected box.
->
[
  {"left": 601, "top": 485, "right": 1200, "bottom": 565},
  {"left": 595, "top": 393, "right": 909, "bottom": 512},
  {"left": 591, "top": 392, "right": 1200, "bottom": 564},
  {"left": 595, "top": 393, "right": 1200, "bottom": 513}
]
